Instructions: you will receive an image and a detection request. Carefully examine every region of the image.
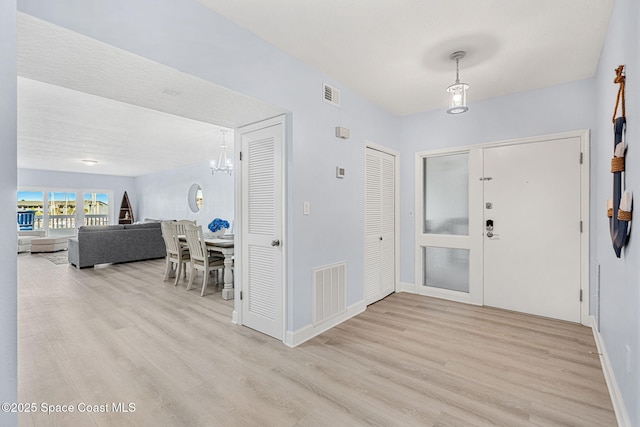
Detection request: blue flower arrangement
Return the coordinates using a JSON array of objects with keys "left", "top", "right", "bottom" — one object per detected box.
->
[{"left": 208, "top": 218, "right": 230, "bottom": 233}]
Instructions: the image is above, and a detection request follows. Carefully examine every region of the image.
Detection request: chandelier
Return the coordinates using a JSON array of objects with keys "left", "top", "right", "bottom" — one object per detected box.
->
[
  {"left": 210, "top": 130, "right": 233, "bottom": 175},
  {"left": 446, "top": 51, "right": 469, "bottom": 114}
]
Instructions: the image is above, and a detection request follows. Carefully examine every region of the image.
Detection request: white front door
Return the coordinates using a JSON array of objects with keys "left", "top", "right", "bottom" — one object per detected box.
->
[
  {"left": 417, "top": 131, "right": 588, "bottom": 323},
  {"left": 239, "top": 116, "right": 285, "bottom": 340},
  {"left": 364, "top": 146, "right": 397, "bottom": 305},
  {"left": 483, "top": 137, "right": 583, "bottom": 322}
]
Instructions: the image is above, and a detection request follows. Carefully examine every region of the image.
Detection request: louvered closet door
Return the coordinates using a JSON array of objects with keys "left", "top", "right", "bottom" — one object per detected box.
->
[
  {"left": 364, "top": 147, "right": 395, "bottom": 305},
  {"left": 240, "top": 117, "right": 284, "bottom": 340}
]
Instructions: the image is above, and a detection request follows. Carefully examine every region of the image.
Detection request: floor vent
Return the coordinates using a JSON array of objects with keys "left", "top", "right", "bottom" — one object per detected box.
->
[
  {"left": 323, "top": 83, "right": 341, "bottom": 107},
  {"left": 313, "top": 262, "right": 346, "bottom": 325}
]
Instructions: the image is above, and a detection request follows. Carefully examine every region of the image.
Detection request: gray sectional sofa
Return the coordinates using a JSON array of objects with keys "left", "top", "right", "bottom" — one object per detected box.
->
[{"left": 68, "top": 222, "right": 166, "bottom": 268}]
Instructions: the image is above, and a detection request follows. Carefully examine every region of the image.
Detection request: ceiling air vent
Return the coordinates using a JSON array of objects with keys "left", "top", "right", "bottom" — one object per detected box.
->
[{"left": 323, "top": 83, "right": 340, "bottom": 107}]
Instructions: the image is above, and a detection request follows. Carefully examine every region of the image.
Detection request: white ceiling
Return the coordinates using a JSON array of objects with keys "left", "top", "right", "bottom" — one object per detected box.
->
[
  {"left": 198, "top": 0, "right": 615, "bottom": 115},
  {"left": 17, "top": 1, "right": 614, "bottom": 177},
  {"left": 18, "top": 77, "right": 232, "bottom": 177},
  {"left": 17, "top": 13, "right": 283, "bottom": 177}
]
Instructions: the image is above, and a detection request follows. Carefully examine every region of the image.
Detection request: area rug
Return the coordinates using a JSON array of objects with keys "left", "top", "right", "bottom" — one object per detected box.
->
[{"left": 38, "top": 251, "right": 69, "bottom": 265}]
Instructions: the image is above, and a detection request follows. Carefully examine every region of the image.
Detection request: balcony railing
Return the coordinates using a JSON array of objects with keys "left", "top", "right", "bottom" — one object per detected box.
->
[
  {"left": 49, "top": 215, "right": 76, "bottom": 229},
  {"left": 31, "top": 214, "right": 109, "bottom": 230},
  {"left": 84, "top": 214, "right": 110, "bottom": 226}
]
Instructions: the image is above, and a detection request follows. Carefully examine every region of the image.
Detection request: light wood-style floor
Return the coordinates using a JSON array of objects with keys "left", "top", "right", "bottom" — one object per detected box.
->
[{"left": 17, "top": 253, "right": 616, "bottom": 426}]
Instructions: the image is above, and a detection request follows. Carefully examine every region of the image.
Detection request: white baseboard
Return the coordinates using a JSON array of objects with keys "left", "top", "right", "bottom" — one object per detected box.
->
[
  {"left": 284, "top": 301, "right": 366, "bottom": 348},
  {"left": 398, "top": 281, "right": 417, "bottom": 293},
  {"left": 590, "top": 315, "right": 631, "bottom": 427}
]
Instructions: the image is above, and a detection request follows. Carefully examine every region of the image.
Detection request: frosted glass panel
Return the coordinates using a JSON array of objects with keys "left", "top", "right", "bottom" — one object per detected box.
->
[
  {"left": 423, "top": 153, "right": 469, "bottom": 235},
  {"left": 422, "top": 246, "right": 469, "bottom": 293}
]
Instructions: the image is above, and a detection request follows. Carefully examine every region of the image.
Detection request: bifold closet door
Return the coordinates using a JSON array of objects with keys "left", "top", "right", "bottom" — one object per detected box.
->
[{"left": 364, "top": 147, "right": 395, "bottom": 305}]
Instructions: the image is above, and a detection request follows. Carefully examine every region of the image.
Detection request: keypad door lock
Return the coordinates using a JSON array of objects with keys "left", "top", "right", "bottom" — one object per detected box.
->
[{"left": 486, "top": 219, "right": 494, "bottom": 238}]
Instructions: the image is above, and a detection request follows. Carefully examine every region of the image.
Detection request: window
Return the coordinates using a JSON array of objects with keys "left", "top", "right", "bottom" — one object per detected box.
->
[
  {"left": 422, "top": 246, "right": 470, "bottom": 293},
  {"left": 83, "top": 193, "right": 110, "bottom": 226},
  {"left": 17, "top": 188, "right": 113, "bottom": 235},
  {"left": 48, "top": 192, "right": 76, "bottom": 233},
  {"left": 17, "top": 191, "right": 44, "bottom": 230},
  {"left": 423, "top": 153, "right": 469, "bottom": 235}
]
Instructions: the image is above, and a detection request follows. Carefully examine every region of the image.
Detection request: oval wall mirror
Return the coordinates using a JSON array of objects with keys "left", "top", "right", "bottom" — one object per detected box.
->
[{"left": 188, "top": 183, "right": 203, "bottom": 213}]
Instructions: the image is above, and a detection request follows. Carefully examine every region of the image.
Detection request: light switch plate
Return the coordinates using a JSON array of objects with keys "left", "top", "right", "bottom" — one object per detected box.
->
[
  {"left": 336, "top": 166, "right": 345, "bottom": 178},
  {"left": 303, "top": 201, "right": 311, "bottom": 215}
]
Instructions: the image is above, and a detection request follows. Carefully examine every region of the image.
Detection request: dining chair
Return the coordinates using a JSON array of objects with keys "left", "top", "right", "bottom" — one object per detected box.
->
[
  {"left": 174, "top": 219, "right": 195, "bottom": 238},
  {"left": 184, "top": 223, "right": 224, "bottom": 296},
  {"left": 161, "top": 221, "right": 190, "bottom": 286}
]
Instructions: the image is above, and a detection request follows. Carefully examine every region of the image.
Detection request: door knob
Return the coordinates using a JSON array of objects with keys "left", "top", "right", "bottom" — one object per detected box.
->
[{"left": 271, "top": 239, "right": 281, "bottom": 247}]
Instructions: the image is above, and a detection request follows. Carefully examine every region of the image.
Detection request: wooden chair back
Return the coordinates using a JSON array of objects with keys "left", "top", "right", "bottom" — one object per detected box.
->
[
  {"left": 184, "top": 224, "right": 208, "bottom": 263},
  {"left": 161, "top": 221, "right": 181, "bottom": 256},
  {"left": 175, "top": 219, "right": 196, "bottom": 237}
]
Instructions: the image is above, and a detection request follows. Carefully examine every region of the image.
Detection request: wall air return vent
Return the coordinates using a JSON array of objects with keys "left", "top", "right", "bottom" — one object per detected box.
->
[
  {"left": 312, "top": 262, "right": 346, "bottom": 325},
  {"left": 323, "top": 83, "right": 341, "bottom": 107}
]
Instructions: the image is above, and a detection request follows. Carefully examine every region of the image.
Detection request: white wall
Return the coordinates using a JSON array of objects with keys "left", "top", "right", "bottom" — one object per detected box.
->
[
  {"left": 134, "top": 161, "right": 234, "bottom": 228},
  {"left": 594, "top": 0, "right": 639, "bottom": 423},
  {"left": 0, "top": 1, "right": 17, "bottom": 425},
  {"left": 399, "top": 79, "right": 596, "bottom": 286},
  {"left": 16, "top": 0, "right": 401, "bottom": 334},
  {"left": 18, "top": 168, "right": 135, "bottom": 224}
]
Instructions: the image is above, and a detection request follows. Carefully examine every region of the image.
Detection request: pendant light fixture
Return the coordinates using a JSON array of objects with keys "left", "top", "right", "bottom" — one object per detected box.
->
[
  {"left": 446, "top": 51, "right": 469, "bottom": 114},
  {"left": 210, "top": 130, "right": 233, "bottom": 175}
]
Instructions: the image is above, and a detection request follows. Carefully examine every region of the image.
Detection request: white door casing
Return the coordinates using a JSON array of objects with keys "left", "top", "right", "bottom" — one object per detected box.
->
[
  {"left": 239, "top": 116, "right": 285, "bottom": 340},
  {"left": 364, "top": 145, "right": 398, "bottom": 305},
  {"left": 483, "top": 137, "right": 583, "bottom": 322}
]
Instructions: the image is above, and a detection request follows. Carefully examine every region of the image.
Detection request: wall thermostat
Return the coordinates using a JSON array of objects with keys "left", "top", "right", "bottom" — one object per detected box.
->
[{"left": 335, "top": 126, "right": 350, "bottom": 139}]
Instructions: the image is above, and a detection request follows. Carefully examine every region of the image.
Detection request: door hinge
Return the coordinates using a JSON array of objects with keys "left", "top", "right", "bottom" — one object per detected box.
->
[
  {"left": 580, "top": 289, "right": 583, "bottom": 302},
  {"left": 239, "top": 151, "right": 243, "bottom": 161},
  {"left": 580, "top": 152, "right": 583, "bottom": 164},
  {"left": 240, "top": 291, "right": 243, "bottom": 300},
  {"left": 580, "top": 221, "right": 583, "bottom": 233}
]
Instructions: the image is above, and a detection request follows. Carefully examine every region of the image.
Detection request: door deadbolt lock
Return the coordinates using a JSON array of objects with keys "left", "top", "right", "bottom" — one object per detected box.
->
[
  {"left": 486, "top": 202, "right": 493, "bottom": 209},
  {"left": 486, "top": 220, "right": 499, "bottom": 238}
]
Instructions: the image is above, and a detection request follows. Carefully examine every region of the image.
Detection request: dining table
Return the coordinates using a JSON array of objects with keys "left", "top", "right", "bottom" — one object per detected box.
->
[{"left": 202, "top": 235, "right": 235, "bottom": 300}]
